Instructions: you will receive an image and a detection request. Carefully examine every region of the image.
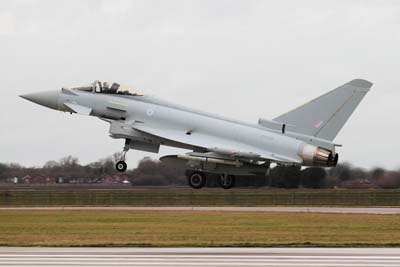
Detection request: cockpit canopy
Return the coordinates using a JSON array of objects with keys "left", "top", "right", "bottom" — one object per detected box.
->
[{"left": 74, "top": 80, "right": 143, "bottom": 96}]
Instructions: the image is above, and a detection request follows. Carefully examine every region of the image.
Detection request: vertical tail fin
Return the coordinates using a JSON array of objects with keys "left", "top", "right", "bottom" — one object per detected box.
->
[{"left": 273, "top": 79, "right": 373, "bottom": 141}]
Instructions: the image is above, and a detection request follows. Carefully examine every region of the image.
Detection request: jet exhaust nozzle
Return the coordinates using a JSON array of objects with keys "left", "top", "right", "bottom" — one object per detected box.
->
[{"left": 299, "top": 144, "right": 338, "bottom": 167}]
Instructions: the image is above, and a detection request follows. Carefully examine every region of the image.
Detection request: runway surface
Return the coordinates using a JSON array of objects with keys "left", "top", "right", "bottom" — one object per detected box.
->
[
  {"left": 1, "top": 206, "right": 400, "bottom": 214},
  {"left": 1, "top": 248, "right": 400, "bottom": 266}
]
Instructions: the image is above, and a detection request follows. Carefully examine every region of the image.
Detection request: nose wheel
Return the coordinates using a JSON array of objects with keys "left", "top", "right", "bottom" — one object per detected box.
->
[
  {"left": 116, "top": 161, "right": 127, "bottom": 172},
  {"left": 115, "top": 146, "right": 129, "bottom": 173}
]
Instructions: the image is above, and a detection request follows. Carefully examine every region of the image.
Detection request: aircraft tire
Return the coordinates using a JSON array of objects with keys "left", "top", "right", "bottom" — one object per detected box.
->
[
  {"left": 188, "top": 171, "right": 207, "bottom": 189},
  {"left": 218, "top": 174, "right": 235, "bottom": 189},
  {"left": 116, "top": 161, "right": 128, "bottom": 172}
]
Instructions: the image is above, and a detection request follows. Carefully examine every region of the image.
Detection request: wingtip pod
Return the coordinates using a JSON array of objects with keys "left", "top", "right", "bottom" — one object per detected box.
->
[{"left": 348, "top": 79, "right": 373, "bottom": 91}]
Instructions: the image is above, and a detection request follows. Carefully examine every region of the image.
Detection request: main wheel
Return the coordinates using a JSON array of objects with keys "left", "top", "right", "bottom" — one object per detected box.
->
[
  {"left": 188, "top": 171, "right": 207, "bottom": 189},
  {"left": 116, "top": 161, "right": 127, "bottom": 172},
  {"left": 218, "top": 174, "right": 235, "bottom": 189}
]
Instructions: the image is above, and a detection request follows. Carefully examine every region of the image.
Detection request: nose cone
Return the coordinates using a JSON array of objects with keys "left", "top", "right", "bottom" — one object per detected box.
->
[{"left": 20, "top": 90, "right": 60, "bottom": 110}]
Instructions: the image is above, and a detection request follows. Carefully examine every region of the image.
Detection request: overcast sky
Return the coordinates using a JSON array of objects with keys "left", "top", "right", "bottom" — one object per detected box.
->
[{"left": 1, "top": 0, "right": 399, "bottom": 170}]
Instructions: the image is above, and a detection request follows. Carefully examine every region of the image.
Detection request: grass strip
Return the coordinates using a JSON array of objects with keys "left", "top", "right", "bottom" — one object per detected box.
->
[{"left": 0, "top": 210, "right": 399, "bottom": 247}]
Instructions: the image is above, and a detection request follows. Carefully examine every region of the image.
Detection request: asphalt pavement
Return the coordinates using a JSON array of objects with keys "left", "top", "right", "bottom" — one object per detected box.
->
[{"left": 0, "top": 247, "right": 399, "bottom": 266}]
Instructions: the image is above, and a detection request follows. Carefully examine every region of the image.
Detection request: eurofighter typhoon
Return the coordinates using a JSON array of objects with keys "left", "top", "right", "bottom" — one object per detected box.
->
[{"left": 20, "top": 79, "right": 372, "bottom": 189}]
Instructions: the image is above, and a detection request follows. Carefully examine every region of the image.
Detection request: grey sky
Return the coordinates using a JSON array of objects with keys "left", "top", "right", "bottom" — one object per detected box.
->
[{"left": 1, "top": 0, "right": 399, "bottom": 169}]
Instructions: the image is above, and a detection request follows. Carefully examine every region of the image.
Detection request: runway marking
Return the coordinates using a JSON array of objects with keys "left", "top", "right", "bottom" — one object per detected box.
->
[
  {"left": 1, "top": 248, "right": 400, "bottom": 267},
  {"left": 1, "top": 263, "right": 400, "bottom": 266},
  {"left": 1, "top": 255, "right": 400, "bottom": 259}
]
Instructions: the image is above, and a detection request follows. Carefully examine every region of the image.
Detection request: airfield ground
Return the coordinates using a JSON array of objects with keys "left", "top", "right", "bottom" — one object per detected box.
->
[
  {"left": 1, "top": 187, "right": 399, "bottom": 247},
  {"left": 0, "top": 209, "right": 399, "bottom": 247},
  {"left": 1, "top": 187, "right": 400, "bottom": 206}
]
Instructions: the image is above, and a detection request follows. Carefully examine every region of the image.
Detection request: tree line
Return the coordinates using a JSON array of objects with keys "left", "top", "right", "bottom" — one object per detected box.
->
[{"left": 0, "top": 154, "right": 399, "bottom": 189}]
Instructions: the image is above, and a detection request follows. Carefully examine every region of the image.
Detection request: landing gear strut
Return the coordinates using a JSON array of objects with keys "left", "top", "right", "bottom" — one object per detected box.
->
[
  {"left": 218, "top": 174, "right": 235, "bottom": 189},
  {"left": 116, "top": 146, "right": 129, "bottom": 173}
]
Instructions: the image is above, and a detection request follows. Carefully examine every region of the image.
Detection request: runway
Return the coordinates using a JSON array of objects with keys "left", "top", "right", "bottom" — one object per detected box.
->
[
  {"left": 0, "top": 248, "right": 399, "bottom": 266},
  {"left": 1, "top": 206, "right": 400, "bottom": 214}
]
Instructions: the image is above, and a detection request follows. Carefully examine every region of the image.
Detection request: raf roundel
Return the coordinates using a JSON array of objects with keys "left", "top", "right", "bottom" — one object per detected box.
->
[
  {"left": 312, "top": 119, "right": 323, "bottom": 129},
  {"left": 146, "top": 109, "right": 154, "bottom": 117}
]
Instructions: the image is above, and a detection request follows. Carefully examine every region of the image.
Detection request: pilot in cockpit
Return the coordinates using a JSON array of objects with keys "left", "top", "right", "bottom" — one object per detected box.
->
[
  {"left": 75, "top": 80, "right": 142, "bottom": 96},
  {"left": 102, "top": 82, "right": 110, "bottom": 93}
]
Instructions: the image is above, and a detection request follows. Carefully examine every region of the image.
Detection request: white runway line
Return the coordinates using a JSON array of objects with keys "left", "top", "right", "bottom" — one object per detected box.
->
[
  {"left": 1, "top": 255, "right": 400, "bottom": 259},
  {"left": 0, "top": 263, "right": 398, "bottom": 266},
  {"left": 1, "top": 248, "right": 400, "bottom": 267}
]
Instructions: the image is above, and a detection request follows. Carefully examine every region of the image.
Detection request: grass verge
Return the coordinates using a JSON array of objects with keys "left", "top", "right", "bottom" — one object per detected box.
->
[
  {"left": 0, "top": 210, "right": 399, "bottom": 247},
  {"left": 1, "top": 188, "right": 400, "bottom": 206}
]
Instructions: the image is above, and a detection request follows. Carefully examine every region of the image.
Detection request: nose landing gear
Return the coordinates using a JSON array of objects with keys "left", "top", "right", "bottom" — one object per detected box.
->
[
  {"left": 116, "top": 146, "right": 129, "bottom": 173},
  {"left": 116, "top": 160, "right": 127, "bottom": 172}
]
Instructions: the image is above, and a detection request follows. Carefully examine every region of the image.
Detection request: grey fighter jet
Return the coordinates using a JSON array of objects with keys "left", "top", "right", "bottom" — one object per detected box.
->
[{"left": 20, "top": 79, "right": 372, "bottom": 189}]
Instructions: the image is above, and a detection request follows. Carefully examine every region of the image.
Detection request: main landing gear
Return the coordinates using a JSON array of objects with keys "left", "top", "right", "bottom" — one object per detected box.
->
[
  {"left": 116, "top": 147, "right": 128, "bottom": 172},
  {"left": 186, "top": 171, "right": 236, "bottom": 189},
  {"left": 187, "top": 171, "right": 207, "bottom": 189},
  {"left": 218, "top": 174, "right": 235, "bottom": 189}
]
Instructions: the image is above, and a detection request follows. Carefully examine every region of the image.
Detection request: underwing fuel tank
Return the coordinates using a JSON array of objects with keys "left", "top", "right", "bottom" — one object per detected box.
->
[
  {"left": 299, "top": 143, "right": 338, "bottom": 167},
  {"left": 177, "top": 154, "right": 243, "bottom": 167},
  {"left": 160, "top": 155, "right": 270, "bottom": 176}
]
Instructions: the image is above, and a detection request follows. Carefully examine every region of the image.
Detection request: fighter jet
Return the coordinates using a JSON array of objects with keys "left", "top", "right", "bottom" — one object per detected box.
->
[{"left": 20, "top": 79, "right": 372, "bottom": 189}]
